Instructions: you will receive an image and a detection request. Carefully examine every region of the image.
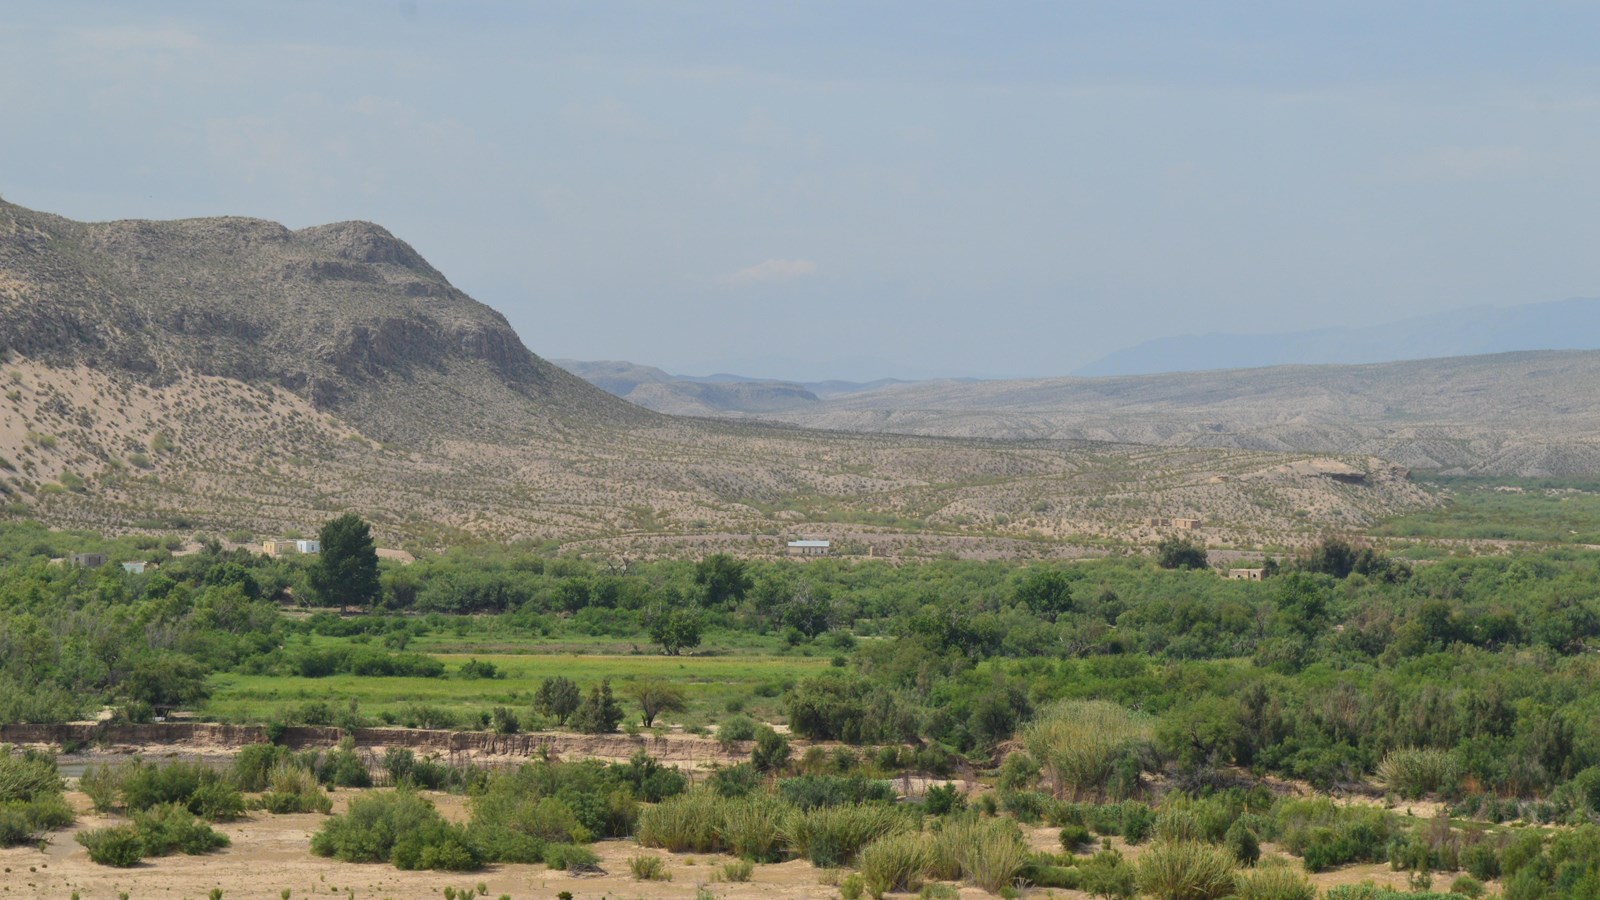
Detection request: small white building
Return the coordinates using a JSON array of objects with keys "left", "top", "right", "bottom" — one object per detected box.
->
[
  {"left": 121, "top": 561, "right": 148, "bottom": 575},
  {"left": 787, "top": 540, "right": 830, "bottom": 557},
  {"left": 263, "top": 539, "right": 321, "bottom": 557}
]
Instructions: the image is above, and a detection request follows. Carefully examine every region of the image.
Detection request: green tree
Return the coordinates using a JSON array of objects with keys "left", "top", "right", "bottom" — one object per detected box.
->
[
  {"left": 570, "top": 680, "right": 624, "bottom": 734},
  {"left": 694, "top": 554, "right": 752, "bottom": 608},
  {"left": 750, "top": 725, "right": 791, "bottom": 773},
  {"left": 1014, "top": 568, "right": 1074, "bottom": 621},
  {"left": 124, "top": 652, "right": 210, "bottom": 712},
  {"left": 533, "top": 676, "right": 581, "bottom": 726},
  {"left": 646, "top": 604, "right": 703, "bottom": 656},
  {"left": 625, "top": 678, "right": 687, "bottom": 728},
  {"left": 1156, "top": 537, "right": 1208, "bottom": 570},
  {"left": 310, "top": 514, "right": 380, "bottom": 610}
]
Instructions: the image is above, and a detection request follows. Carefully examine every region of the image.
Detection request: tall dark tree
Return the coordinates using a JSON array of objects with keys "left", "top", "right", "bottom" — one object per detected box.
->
[
  {"left": 695, "top": 553, "right": 753, "bottom": 607},
  {"left": 1014, "top": 568, "right": 1074, "bottom": 621},
  {"left": 1156, "top": 536, "right": 1208, "bottom": 570},
  {"left": 310, "top": 513, "right": 381, "bottom": 611}
]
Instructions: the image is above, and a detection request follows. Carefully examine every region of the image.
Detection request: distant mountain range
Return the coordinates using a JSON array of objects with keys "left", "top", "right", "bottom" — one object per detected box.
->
[
  {"left": 1074, "top": 297, "right": 1600, "bottom": 376},
  {"left": 558, "top": 348, "right": 1600, "bottom": 477}
]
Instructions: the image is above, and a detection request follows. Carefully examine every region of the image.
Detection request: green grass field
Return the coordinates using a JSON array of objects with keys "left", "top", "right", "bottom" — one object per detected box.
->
[
  {"left": 1375, "top": 477, "right": 1600, "bottom": 544},
  {"left": 203, "top": 639, "right": 834, "bottom": 730}
]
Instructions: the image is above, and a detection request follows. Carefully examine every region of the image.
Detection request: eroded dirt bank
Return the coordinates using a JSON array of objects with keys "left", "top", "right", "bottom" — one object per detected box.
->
[{"left": 0, "top": 722, "right": 755, "bottom": 769}]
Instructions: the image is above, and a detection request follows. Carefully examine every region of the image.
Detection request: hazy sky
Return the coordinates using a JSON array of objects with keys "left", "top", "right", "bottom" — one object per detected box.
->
[{"left": 5, "top": 2, "right": 1600, "bottom": 380}]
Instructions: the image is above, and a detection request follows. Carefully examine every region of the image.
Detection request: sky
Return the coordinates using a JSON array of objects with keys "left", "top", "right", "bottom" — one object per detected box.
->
[{"left": 4, "top": 2, "right": 1600, "bottom": 381}]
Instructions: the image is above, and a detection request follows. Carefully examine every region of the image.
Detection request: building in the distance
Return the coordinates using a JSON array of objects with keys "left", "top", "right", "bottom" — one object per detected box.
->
[
  {"left": 121, "top": 561, "right": 148, "bottom": 575},
  {"left": 263, "top": 539, "right": 321, "bottom": 557},
  {"left": 1227, "top": 568, "right": 1265, "bottom": 581},
  {"left": 787, "top": 539, "right": 831, "bottom": 557},
  {"left": 69, "top": 552, "right": 107, "bottom": 568},
  {"left": 1146, "top": 517, "right": 1203, "bottom": 529}
]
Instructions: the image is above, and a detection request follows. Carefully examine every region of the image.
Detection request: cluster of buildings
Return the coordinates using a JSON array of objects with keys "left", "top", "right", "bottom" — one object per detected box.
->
[{"left": 63, "top": 553, "right": 149, "bottom": 574}]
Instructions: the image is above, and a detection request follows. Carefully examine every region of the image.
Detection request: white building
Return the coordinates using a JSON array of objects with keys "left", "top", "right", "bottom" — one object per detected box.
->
[{"left": 787, "top": 540, "right": 830, "bottom": 557}]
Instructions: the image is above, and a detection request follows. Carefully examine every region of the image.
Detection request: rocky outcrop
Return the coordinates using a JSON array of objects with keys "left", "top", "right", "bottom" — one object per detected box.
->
[{"left": 0, "top": 199, "right": 653, "bottom": 444}]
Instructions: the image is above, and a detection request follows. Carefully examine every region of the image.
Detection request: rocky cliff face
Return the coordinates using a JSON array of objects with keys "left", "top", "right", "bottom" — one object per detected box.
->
[{"left": 0, "top": 200, "right": 650, "bottom": 443}]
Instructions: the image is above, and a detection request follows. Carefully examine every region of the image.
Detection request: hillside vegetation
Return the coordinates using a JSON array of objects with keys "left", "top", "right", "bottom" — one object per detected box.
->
[{"left": 0, "top": 200, "right": 1429, "bottom": 547}]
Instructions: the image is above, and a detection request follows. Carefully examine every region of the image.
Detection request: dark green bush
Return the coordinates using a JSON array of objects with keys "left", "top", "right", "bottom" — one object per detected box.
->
[
  {"left": 709, "top": 763, "right": 763, "bottom": 798},
  {"left": 779, "top": 775, "right": 896, "bottom": 810},
  {"left": 310, "top": 790, "right": 446, "bottom": 864},
  {"left": 923, "top": 783, "right": 966, "bottom": 816},
  {"left": 129, "top": 803, "right": 230, "bottom": 856},
  {"left": 1060, "top": 823, "right": 1093, "bottom": 852}
]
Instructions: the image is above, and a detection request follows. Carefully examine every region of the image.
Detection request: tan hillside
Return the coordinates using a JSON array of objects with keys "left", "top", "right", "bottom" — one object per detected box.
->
[
  {"left": 574, "top": 351, "right": 1600, "bottom": 478},
  {"left": 0, "top": 199, "right": 1433, "bottom": 551}
]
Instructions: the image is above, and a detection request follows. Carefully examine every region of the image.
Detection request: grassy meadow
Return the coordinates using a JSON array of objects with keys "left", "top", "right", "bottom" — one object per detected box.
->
[{"left": 204, "top": 627, "right": 835, "bottom": 729}]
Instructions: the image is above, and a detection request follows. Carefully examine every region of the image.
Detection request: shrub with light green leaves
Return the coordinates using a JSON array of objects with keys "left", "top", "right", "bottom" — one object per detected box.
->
[{"left": 1135, "top": 841, "right": 1237, "bottom": 900}]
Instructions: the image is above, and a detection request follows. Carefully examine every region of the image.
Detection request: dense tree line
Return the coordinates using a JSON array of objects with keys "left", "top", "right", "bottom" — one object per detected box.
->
[{"left": 3, "top": 520, "right": 1600, "bottom": 810}]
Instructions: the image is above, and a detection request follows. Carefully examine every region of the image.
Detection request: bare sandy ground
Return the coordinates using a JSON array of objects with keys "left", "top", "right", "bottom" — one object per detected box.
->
[{"left": 1, "top": 791, "right": 1468, "bottom": 900}]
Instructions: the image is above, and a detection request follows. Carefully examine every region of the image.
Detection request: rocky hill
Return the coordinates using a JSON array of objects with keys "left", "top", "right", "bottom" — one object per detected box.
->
[
  {"left": 0, "top": 199, "right": 1432, "bottom": 551},
  {"left": 0, "top": 200, "right": 648, "bottom": 443}
]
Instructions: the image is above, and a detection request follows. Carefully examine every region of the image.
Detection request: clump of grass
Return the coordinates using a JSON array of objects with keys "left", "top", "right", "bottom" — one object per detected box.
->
[
  {"left": 929, "top": 816, "right": 1030, "bottom": 893},
  {"left": 1135, "top": 841, "right": 1237, "bottom": 900},
  {"left": 717, "top": 795, "right": 788, "bottom": 862},
  {"left": 1233, "top": 863, "right": 1316, "bottom": 900},
  {"left": 1376, "top": 748, "right": 1460, "bottom": 799},
  {"left": 636, "top": 789, "right": 726, "bottom": 853},
  {"left": 1021, "top": 700, "right": 1152, "bottom": 799},
  {"left": 259, "top": 763, "right": 331, "bottom": 814},
  {"left": 627, "top": 854, "right": 670, "bottom": 881},
  {"left": 781, "top": 803, "right": 909, "bottom": 867},
  {"left": 858, "top": 832, "right": 933, "bottom": 899},
  {"left": 720, "top": 858, "right": 755, "bottom": 882}
]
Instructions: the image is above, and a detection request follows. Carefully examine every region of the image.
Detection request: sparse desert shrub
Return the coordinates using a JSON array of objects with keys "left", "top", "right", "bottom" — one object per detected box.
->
[
  {"left": 541, "top": 842, "right": 599, "bottom": 871},
  {"left": 129, "top": 803, "right": 231, "bottom": 856},
  {"left": 1377, "top": 748, "right": 1460, "bottom": 799},
  {"left": 858, "top": 832, "right": 933, "bottom": 899},
  {"left": 73, "top": 764, "right": 116, "bottom": 816},
  {"left": 77, "top": 825, "right": 145, "bottom": 867},
  {"left": 258, "top": 763, "right": 331, "bottom": 814},
  {"left": 1136, "top": 841, "right": 1238, "bottom": 900},
  {"left": 1233, "top": 863, "right": 1315, "bottom": 900},
  {"left": 1077, "top": 847, "right": 1138, "bottom": 899},
  {"left": 839, "top": 872, "right": 866, "bottom": 900},
  {"left": 721, "top": 858, "right": 755, "bottom": 882},
  {"left": 1022, "top": 701, "right": 1152, "bottom": 800},
  {"left": 1449, "top": 875, "right": 1485, "bottom": 898},
  {"left": 628, "top": 854, "right": 671, "bottom": 880},
  {"left": 1060, "top": 823, "right": 1093, "bottom": 852}
]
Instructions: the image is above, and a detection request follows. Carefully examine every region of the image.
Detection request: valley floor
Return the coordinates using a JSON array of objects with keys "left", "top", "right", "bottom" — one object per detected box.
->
[{"left": 7, "top": 791, "right": 1439, "bottom": 900}]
